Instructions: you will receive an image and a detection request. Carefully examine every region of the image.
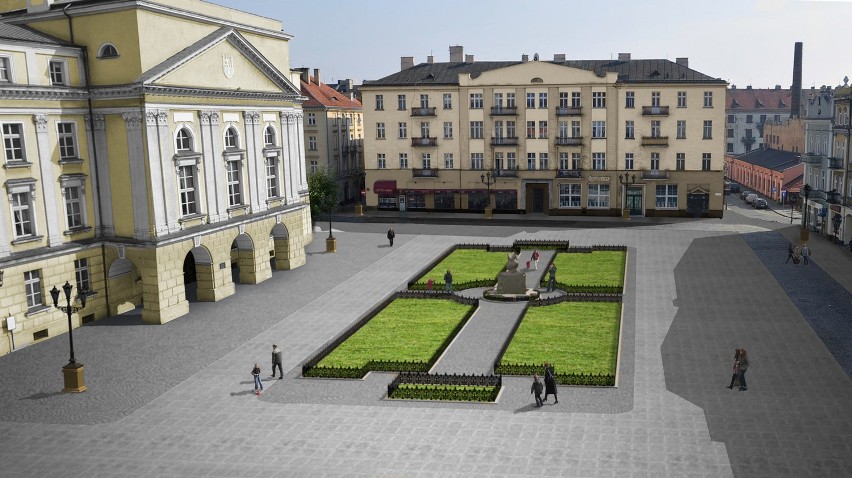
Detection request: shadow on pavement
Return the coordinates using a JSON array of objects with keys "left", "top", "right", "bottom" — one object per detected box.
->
[{"left": 20, "top": 391, "right": 65, "bottom": 401}]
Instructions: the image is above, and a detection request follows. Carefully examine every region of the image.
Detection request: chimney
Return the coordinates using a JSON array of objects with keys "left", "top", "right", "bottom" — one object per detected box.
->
[
  {"left": 400, "top": 56, "right": 414, "bottom": 70},
  {"left": 313, "top": 68, "right": 321, "bottom": 85},
  {"left": 746, "top": 85, "right": 752, "bottom": 90},
  {"left": 449, "top": 45, "right": 464, "bottom": 63},
  {"left": 731, "top": 84, "right": 736, "bottom": 89},
  {"left": 297, "top": 68, "right": 309, "bottom": 84},
  {"left": 775, "top": 84, "right": 781, "bottom": 90},
  {"left": 553, "top": 54, "right": 566, "bottom": 62},
  {"left": 522, "top": 54, "right": 529, "bottom": 62},
  {"left": 26, "top": 0, "right": 54, "bottom": 13},
  {"left": 676, "top": 57, "right": 688, "bottom": 68},
  {"left": 465, "top": 54, "right": 475, "bottom": 64},
  {"left": 427, "top": 55, "right": 434, "bottom": 64},
  {"left": 791, "top": 42, "right": 803, "bottom": 118},
  {"left": 618, "top": 53, "right": 631, "bottom": 61}
]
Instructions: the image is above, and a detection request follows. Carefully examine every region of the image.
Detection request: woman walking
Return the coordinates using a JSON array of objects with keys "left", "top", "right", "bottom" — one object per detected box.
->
[
  {"left": 252, "top": 363, "right": 263, "bottom": 394},
  {"left": 726, "top": 349, "right": 740, "bottom": 389},
  {"left": 542, "top": 362, "right": 558, "bottom": 404},
  {"left": 738, "top": 349, "right": 749, "bottom": 391}
]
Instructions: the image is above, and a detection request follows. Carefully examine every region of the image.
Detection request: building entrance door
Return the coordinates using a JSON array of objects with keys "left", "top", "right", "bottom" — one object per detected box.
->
[
  {"left": 532, "top": 188, "right": 545, "bottom": 213},
  {"left": 626, "top": 187, "right": 643, "bottom": 216},
  {"left": 687, "top": 193, "right": 709, "bottom": 218}
]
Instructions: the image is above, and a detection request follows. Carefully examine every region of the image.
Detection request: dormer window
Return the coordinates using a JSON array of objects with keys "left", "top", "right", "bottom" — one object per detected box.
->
[
  {"left": 175, "top": 127, "right": 193, "bottom": 152},
  {"left": 224, "top": 127, "right": 239, "bottom": 149},
  {"left": 97, "top": 44, "right": 119, "bottom": 59},
  {"left": 264, "top": 126, "right": 276, "bottom": 146}
]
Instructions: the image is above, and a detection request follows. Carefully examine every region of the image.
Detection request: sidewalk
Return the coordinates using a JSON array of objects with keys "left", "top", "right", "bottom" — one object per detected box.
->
[{"left": 776, "top": 225, "right": 852, "bottom": 294}]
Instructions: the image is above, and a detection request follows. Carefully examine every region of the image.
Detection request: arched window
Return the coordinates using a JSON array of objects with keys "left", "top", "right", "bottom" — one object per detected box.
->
[
  {"left": 97, "top": 44, "right": 119, "bottom": 59},
  {"left": 264, "top": 126, "right": 276, "bottom": 146},
  {"left": 176, "top": 128, "right": 193, "bottom": 152},
  {"left": 224, "top": 127, "right": 239, "bottom": 149}
]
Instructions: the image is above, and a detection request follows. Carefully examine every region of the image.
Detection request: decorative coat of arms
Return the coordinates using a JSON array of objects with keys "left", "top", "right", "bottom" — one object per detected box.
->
[{"left": 222, "top": 53, "right": 234, "bottom": 79}]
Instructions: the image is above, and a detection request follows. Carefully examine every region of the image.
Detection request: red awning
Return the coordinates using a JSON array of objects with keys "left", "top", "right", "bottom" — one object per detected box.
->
[{"left": 373, "top": 180, "right": 397, "bottom": 195}]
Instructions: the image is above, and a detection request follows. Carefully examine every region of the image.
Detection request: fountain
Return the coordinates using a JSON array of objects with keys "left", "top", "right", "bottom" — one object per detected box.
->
[{"left": 483, "top": 251, "right": 541, "bottom": 301}]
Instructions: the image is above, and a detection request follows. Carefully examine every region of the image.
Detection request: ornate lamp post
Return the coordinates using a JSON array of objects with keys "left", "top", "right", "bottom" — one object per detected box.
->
[
  {"left": 50, "top": 281, "right": 88, "bottom": 392},
  {"left": 618, "top": 173, "right": 636, "bottom": 220},
  {"left": 801, "top": 183, "right": 812, "bottom": 243},
  {"left": 480, "top": 170, "right": 496, "bottom": 219}
]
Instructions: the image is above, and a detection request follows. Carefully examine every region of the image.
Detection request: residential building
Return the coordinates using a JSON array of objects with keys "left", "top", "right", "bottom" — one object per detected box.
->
[
  {"left": 726, "top": 85, "right": 793, "bottom": 155},
  {"left": 361, "top": 48, "right": 726, "bottom": 218},
  {"left": 0, "top": 0, "right": 311, "bottom": 357},
  {"left": 298, "top": 69, "right": 364, "bottom": 204},
  {"left": 764, "top": 117, "right": 805, "bottom": 153},
  {"left": 725, "top": 148, "right": 803, "bottom": 203}
]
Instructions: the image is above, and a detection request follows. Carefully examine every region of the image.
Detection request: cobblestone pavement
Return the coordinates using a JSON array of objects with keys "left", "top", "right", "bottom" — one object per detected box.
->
[{"left": 0, "top": 211, "right": 850, "bottom": 477}]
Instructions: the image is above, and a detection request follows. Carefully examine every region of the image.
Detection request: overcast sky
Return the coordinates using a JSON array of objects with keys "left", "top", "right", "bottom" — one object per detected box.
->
[{"left": 213, "top": 0, "right": 850, "bottom": 90}]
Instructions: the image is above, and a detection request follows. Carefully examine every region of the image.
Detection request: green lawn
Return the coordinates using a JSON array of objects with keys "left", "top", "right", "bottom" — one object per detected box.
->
[
  {"left": 415, "top": 249, "right": 508, "bottom": 287},
  {"left": 547, "top": 251, "right": 626, "bottom": 288},
  {"left": 501, "top": 302, "right": 621, "bottom": 375},
  {"left": 316, "top": 298, "right": 472, "bottom": 369}
]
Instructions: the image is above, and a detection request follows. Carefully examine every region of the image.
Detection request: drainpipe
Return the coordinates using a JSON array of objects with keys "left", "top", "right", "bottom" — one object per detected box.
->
[{"left": 64, "top": 4, "right": 110, "bottom": 310}]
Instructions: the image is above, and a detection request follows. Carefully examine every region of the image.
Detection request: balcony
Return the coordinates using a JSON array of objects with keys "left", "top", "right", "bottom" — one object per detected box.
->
[
  {"left": 813, "top": 190, "right": 843, "bottom": 204},
  {"left": 801, "top": 153, "right": 825, "bottom": 164},
  {"left": 642, "top": 105, "right": 670, "bottom": 116},
  {"left": 412, "top": 168, "right": 439, "bottom": 178},
  {"left": 828, "top": 157, "right": 844, "bottom": 169},
  {"left": 491, "top": 136, "right": 519, "bottom": 146},
  {"left": 410, "top": 107, "right": 437, "bottom": 117},
  {"left": 556, "top": 169, "right": 582, "bottom": 178},
  {"left": 490, "top": 106, "right": 518, "bottom": 116},
  {"left": 641, "top": 136, "right": 669, "bottom": 147},
  {"left": 641, "top": 169, "right": 670, "bottom": 180},
  {"left": 555, "top": 136, "right": 582, "bottom": 146},
  {"left": 493, "top": 168, "right": 518, "bottom": 178},
  {"left": 411, "top": 137, "right": 438, "bottom": 147},
  {"left": 555, "top": 106, "right": 582, "bottom": 116}
]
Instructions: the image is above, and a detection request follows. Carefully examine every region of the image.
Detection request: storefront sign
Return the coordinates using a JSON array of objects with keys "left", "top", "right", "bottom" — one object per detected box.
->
[{"left": 587, "top": 176, "right": 611, "bottom": 182}]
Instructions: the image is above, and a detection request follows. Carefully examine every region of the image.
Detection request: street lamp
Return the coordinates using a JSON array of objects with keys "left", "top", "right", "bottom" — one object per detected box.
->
[
  {"left": 618, "top": 173, "right": 636, "bottom": 220},
  {"left": 50, "top": 281, "right": 88, "bottom": 392},
  {"left": 480, "top": 170, "right": 496, "bottom": 219},
  {"left": 801, "top": 183, "right": 812, "bottom": 243}
]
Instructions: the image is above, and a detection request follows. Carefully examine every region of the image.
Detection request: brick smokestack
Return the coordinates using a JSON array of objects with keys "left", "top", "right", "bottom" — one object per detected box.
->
[{"left": 791, "top": 42, "right": 802, "bottom": 118}]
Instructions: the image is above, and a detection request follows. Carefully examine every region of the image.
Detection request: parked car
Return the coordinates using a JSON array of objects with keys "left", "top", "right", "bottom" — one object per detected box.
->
[
  {"left": 740, "top": 190, "right": 751, "bottom": 200},
  {"left": 745, "top": 193, "right": 758, "bottom": 205},
  {"left": 729, "top": 183, "right": 741, "bottom": 194},
  {"left": 753, "top": 198, "right": 768, "bottom": 209}
]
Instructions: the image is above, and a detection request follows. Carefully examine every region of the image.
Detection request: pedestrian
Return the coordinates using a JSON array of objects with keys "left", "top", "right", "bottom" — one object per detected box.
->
[
  {"left": 801, "top": 244, "right": 810, "bottom": 266},
  {"left": 271, "top": 344, "right": 283, "bottom": 379},
  {"left": 531, "top": 250, "right": 540, "bottom": 270},
  {"left": 792, "top": 245, "right": 801, "bottom": 267},
  {"left": 542, "top": 362, "right": 558, "bottom": 404},
  {"left": 252, "top": 363, "right": 263, "bottom": 393},
  {"left": 387, "top": 227, "right": 395, "bottom": 247},
  {"left": 443, "top": 269, "right": 453, "bottom": 292},
  {"left": 426, "top": 278, "right": 434, "bottom": 291},
  {"left": 738, "top": 349, "right": 749, "bottom": 391},
  {"left": 785, "top": 242, "right": 795, "bottom": 263},
  {"left": 546, "top": 263, "right": 557, "bottom": 292},
  {"left": 726, "top": 349, "right": 740, "bottom": 389},
  {"left": 531, "top": 374, "right": 544, "bottom": 407}
]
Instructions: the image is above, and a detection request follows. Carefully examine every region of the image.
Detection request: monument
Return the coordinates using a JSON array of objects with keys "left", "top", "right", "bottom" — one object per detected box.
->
[{"left": 483, "top": 251, "right": 541, "bottom": 301}]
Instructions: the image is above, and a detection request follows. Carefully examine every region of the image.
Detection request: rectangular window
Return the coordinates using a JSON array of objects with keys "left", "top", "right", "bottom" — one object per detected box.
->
[
  {"left": 375, "top": 95, "right": 384, "bottom": 110},
  {"left": 470, "top": 93, "right": 483, "bottom": 109},
  {"left": 265, "top": 158, "right": 278, "bottom": 198},
  {"left": 656, "top": 184, "right": 678, "bottom": 208},
  {"left": 592, "top": 121, "right": 606, "bottom": 139},
  {"left": 421, "top": 153, "right": 431, "bottom": 169},
  {"left": 760, "top": 114, "right": 766, "bottom": 124},
  {"left": 24, "top": 270, "right": 42, "bottom": 309},
  {"left": 587, "top": 184, "right": 610, "bottom": 208},
  {"left": 703, "top": 120, "right": 712, "bottom": 139},
  {"left": 506, "top": 93, "right": 516, "bottom": 108},
  {"left": 64, "top": 185, "right": 84, "bottom": 228},
  {"left": 57, "top": 122, "right": 77, "bottom": 160},
  {"left": 49, "top": 60, "right": 66, "bottom": 85},
  {"left": 444, "top": 153, "right": 454, "bottom": 169},
  {"left": 571, "top": 92, "right": 581, "bottom": 108},
  {"left": 703, "top": 91, "right": 713, "bottom": 108},
  {"left": 443, "top": 122, "right": 453, "bottom": 139},
  {"left": 539, "top": 153, "right": 549, "bottom": 170},
  {"left": 309, "top": 160, "right": 318, "bottom": 173},
  {"left": 625, "top": 153, "right": 634, "bottom": 170},
  {"left": 677, "top": 91, "right": 687, "bottom": 108},
  {"left": 527, "top": 153, "right": 536, "bottom": 170},
  {"left": 225, "top": 160, "right": 242, "bottom": 206},
  {"left": 526, "top": 121, "right": 535, "bottom": 139},
  {"left": 651, "top": 91, "right": 661, "bottom": 107},
  {"left": 307, "top": 113, "right": 316, "bottom": 126},
  {"left": 727, "top": 143, "right": 734, "bottom": 153},
  {"left": 727, "top": 114, "right": 735, "bottom": 123},
  {"left": 397, "top": 94, "right": 406, "bottom": 110},
  {"left": 11, "top": 191, "right": 34, "bottom": 238},
  {"left": 592, "top": 91, "right": 606, "bottom": 108},
  {"left": 507, "top": 152, "right": 517, "bottom": 170},
  {"left": 651, "top": 120, "right": 661, "bottom": 138},
  {"left": 702, "top": 153, "right": 711, "bottom": 171},
  {"left": 420, "top": 94, "right": 429, "bottom": 108},
  {"left": 559, "top": 152, "right": 569, "bottom": 170},
  {"left": 526, "top": 92, "right": 535, "bottom": 108},
  {"left": 592, "top": 152, "right": 606, "bottom": 170},
  {"left": 420, "top": 122, "right": 430, "bottom": 138},
  {"left": 398, "top": 122, "right": 407, "bottom": 138},
  {"left": 493, "top": 92, "right": 503, "bottom": 107},
  {"left": 308, "top": 136, "right": 317, "bottom": 150},
  {"left": 74, "top": 258, "right": 90, "bottom": 294},
  {"left": 559, "top": 92, "right": 569, "bottom": 108},
  {"left": 377, "top": 153, "right": 386, "bottom": 169},
  {"left": 677, "top": 120, "right": 686, "bottom": 139},
  {"left": 625, "top": 91, "right": 635, "bottom": 108},
  {"left": 774, "top": 114, "right": 781, "bottom": 122},
  {"left": 470, "top": 121, "right": 483, "bottom": 139},
  {"left": 650, "top": 152, "right": 660, "bottom": 170},
  {"left": 471, "top": 153, "right": 484, "bottom": 170},
  {"left": 559, "top": 183, "right": 581, "bottom": 208},
  {"left": 571, "top": 152, "right": 581, "bottom": 170},
  {"left": 571, "top": 121, "right": 580, "bottom": 138},
  {"left": 3, "top": 123, "right": 25, "bottom": 162},
  {"left": 558, "top": 121, "right": 569, "bottom": 138},
  {"left": 538, "top": 92, "right": 548, "bottom": 108},
  {"left": 494, "top": 152, "right": 504, "bottom": 170},
  {"left": 399, "top": 153, "right": 408, "bottom": 169},
  {"left": 376, "top": 123, "right": 385, "bottom": 139},
  {"left": 676, "top": 153, "right": 685, "bottom": 171},
  {"left": 0, "top": 57, "right": 10, "bottom": 82},
  {"left": 507, "top": 120, "right": 516, "bottom": 138},
  {"left": 443, "top": 93, "right": 452, "bottom": 110},
  {"left": 494, "top": 121, "right": 504, "bottom": 139},
  {"left": 625, "top": 121, "right": 634, "bottom": 139},
  {"left": 746, "top": 114, "right": 753, "bottom": 124},
  {"left": 538, "top": 121, "right": 548, "bottom": 138}
]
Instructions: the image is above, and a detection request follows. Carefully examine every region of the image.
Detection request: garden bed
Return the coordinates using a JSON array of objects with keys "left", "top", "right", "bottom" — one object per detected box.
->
[
  {"left": 542, "top": 250, "right": 626, "bottom": 293},
  {"left": 410, "top": 248, "right": 507, "bottom": 290}
]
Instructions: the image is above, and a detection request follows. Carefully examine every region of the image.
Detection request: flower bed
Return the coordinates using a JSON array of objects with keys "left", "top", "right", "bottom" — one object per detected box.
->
[{"left": 388, "top": 384, "right": 500, "bottom": 402}]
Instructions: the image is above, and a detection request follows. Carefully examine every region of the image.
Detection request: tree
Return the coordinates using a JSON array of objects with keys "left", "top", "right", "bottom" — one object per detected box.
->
[{"left": 308, "top": 168, "right": 339, "bottom": 238}]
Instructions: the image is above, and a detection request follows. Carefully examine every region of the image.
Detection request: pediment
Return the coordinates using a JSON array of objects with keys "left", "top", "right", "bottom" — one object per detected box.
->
[{"left": 462, "top": 61, "right": 617, "bottom": 87}]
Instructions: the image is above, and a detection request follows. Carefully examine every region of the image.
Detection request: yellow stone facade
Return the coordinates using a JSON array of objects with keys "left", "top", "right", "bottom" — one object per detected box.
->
[{"left": 0, "top": 0, "right": 312, "bottom": 356}]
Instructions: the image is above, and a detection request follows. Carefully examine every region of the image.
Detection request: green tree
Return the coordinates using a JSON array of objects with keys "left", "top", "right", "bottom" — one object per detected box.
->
[{"left": 308, "top": 168, "right": 338, "bottom": 238}]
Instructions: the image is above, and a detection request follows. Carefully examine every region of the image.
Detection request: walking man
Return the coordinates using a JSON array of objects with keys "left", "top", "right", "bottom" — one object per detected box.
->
[
  {"left": 443, "top": 269, "right": 453, "bottom": 292},
  {"left": 531, "top": 250, "right": 540, "bottom": 270},
  {"left": 271, "top": 344, "right": 283, "bottom": 379},
  {"left": 387, "top": 227, "right": 395, "bottom": 247},
  {"left": 546, "top": 263, "right": 557, "bottom": 292},
  {"left": 785, "top": 242, "right": 795, "bottom": 263},
  {"left": 801, "top": 244, "right": 810, "bottom": 266},
  {"left": 531, "top": 374, "right": 544, "bottom": 407}
]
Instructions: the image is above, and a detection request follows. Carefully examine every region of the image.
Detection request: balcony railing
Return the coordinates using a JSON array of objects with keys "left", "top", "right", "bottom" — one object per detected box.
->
[
  {"left": 412, "top": 168, "right": 439, "bottom": 178},
  {"left": 410, "top": 107, "right": 437, "bottom": 117},
  {"left": 493, "top": 168, "right": 518, "bottom": 178},
  {"left": 828, "top": 157, "right": 844, "bottom": 169},
  {"left": 641, "top": 136, "right": 669, "bottom": 147},
  {"left": 801, "top": 153, "right": 825, "bottom": 164},
  {"left": 556, "top": 169, "right": 582, "bottom": 178},
  {"left": 555, "top": 136, "right": 582, "bottom": 146},
  {"left": 642, "top": 105, "right": 670, "bottom": 116},
  {"left": 491, "top": 136, "right": 519, "bottom": 146},
  {"left": 411, "top": 137, "right": 438, "bottom": 147},
  {"left": 813, "top": 190, "right": 843, "bottom": 204},
  {"left": 490, "top": 106, "right": 518, "bottom": 116},
  {"left": 641, "top": 169, "right": 670, "bottom": 180},
  {"left": 555, "top": 106, "right": 582, "bottom": 116}
]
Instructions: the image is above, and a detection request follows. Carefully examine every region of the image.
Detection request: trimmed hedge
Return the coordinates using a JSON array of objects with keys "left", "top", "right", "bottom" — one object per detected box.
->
[
  {"left": 389, "top": 384, "right": 500, "bottom": 402},
  {"left": 539, "top": 282, "right": 624, "bottom": 294},
  {"left": 304, "top": 359, "right": 431, "bottom": 378},
  {"left": 409, "top": 278, "right": 496, "bottom": 291},
  {"left": 494, "top": 363, "right": 615, "bottom": 386}
]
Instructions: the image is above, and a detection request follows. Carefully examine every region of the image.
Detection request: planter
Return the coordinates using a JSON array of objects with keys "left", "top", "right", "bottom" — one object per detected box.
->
[
  {"left": 484, "top": 207, "right": 493, "bottom": 219},
  {"left": 326, "top": 237, "right": 337, "bottom": 253},
  {"left": 354, "top": 203, "right": 364, "bottom": 216}
]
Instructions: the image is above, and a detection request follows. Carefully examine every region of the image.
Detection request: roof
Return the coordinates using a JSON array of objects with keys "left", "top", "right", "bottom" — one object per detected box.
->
[
  {"left": 783, "top": 174, "right": 803, "bottom": 193},
  {"left": 363, "top": 58, "right": 725, "bottom": 86},
  {"left": 733, "top": 147, "right": 802, "bottom": 171},
  {"left": 0, "top": 21, "right": 70, "bottom": 45},
  {"left": 726, "top": 87, "right": 793, "bottom": 111},
  {"left": 301, "top": 78, "right": 362, "bottom": 110}
]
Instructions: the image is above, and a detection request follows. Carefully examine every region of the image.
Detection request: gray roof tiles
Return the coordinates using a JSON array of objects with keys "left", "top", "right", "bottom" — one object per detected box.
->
[
  {"left": 736, "top": 147, "right": 802, "bottom": 171},
  {"left": 0, "top": 21, "right": 69, "bottom": 45}
]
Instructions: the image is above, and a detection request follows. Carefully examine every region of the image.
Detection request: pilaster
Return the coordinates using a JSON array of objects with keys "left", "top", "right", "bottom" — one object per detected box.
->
[
  {"left": 32, "top": 114, "right": 63, "bottom": 246},
  {"left": 243, "top": 110, "right": 265, "bottom": 212},
  {"left": 85, "top": 113, "right": 114, "bottom": 237},
  {"left": 144, "top": 109, "right": 169, "bottom": 236},
  {"left": 123, "top": 111, "right": 151, "bottom": 240},
  {"left": 293, "top": 111, "right": 308, "bottom": 193}
]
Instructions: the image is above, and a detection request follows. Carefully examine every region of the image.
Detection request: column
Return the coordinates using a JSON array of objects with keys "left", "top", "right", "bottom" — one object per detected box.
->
[
  {"left": 143, "top": 109, "right": 168, "bottom": 236},
  {"left": 85, "top": 113, "right": 115, "bottom": 236},
  {"left": 156, "top": 110, "right": 180, "bottom": 234},
  {"left": 123, "top": 111, "right": 152, "bottom": 240},
  {"left": 279, "top": 112, "right": 297, "bottom": 204},
  {"left": 32, "top": 114, "right": 63, "bottom": 246},
  {"left": 294, "top": 112, "right": 309, "bottom": 194},
  {"left": 243, "top": 111, "right": 264, "bottom": 212},
  {"left": 198, "top": 111, "right": 221, "bottom": 222}
]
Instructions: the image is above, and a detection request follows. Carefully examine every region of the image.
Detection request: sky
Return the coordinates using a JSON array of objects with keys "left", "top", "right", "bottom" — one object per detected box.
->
[{"left": 213, "top": 0, "right": 851, "bottom": 90}]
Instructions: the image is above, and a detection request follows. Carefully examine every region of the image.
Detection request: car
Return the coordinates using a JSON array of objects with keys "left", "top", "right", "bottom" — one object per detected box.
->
[
  {"left": 745, "top": 193, "right": 758, "bottom": 205},
  {"left": 729, "top": 183, "right": 741, "bottom": 193},
  {"left": 753, "top": 198, "right": 768, "bottom": 209},
  {"left": 740, "top": 190, "right": 751, "bottom": 200}
]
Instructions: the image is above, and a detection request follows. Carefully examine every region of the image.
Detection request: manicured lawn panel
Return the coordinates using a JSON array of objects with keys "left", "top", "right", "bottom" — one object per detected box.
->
[
  {"left": 501, "top": 302, "right": 621, "bottom": 376},
  {"left": 546, "top": 251, "right": 626, "bottom": 288},
  {"left": 415, "top": 249, "right": 507, "bottom": 287},
  {"left": 316, "top": 298, "right": 472, "bottom": 369}
]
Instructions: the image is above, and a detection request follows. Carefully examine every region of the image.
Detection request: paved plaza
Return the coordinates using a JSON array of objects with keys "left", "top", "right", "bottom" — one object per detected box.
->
[{"left": 1, "top": 209, "right": 851, "bottom": 477}]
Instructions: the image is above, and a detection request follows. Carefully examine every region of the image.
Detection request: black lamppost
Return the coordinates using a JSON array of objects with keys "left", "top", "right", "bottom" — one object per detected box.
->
[
  {"left": 618, "top": 173, "right": 636, "bottom": 219},
  {"left": 480, "top": 170, "right": 496, "bottom": 218},
  {"left": 801, "top": 183, "right": 812, "bottom": 243},
  {"left": 50, "top": 281, "right": 88, "bottom": 392}
]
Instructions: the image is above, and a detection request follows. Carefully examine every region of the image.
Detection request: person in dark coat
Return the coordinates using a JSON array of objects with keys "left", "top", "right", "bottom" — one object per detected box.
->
[
  {"left": 271, "top": 344, "right": 283, "bottom": 379},
  {"left": 387, "top": 228, "right": 395, "bottom": 246},
  {"left": 738, "top": 349, "right": 750, "bottom": 391},
  {"left": 785, "top": 242, "right": 795, "bottom": 263},
  {"left": 726, "top": 349, "right": 740, "bottom": 389},
  {"left": 546, "top": 264, "right": 557, "bottom": 292},
  {"left": 531, "top": 374, "right": 544, "bottom": 407},
  {"left": 443, "top": 269, "right": 453, "bottom": 292},
  {"left": 542, "top": 362, "right": 558, "bottom": 404}
]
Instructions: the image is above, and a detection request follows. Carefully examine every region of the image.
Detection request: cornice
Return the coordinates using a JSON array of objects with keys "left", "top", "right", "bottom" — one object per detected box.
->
[
  {"left": 87, "top": 84, "right": 305, "bottom": 102},
  {"left": 0, "top": 85, "right": 89, "bottom": 101}
]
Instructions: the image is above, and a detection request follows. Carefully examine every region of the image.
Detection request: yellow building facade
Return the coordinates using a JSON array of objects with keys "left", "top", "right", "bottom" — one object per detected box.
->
[
  {"left": 0, "top": 0, "right": 311, "bottom": 357},
  {"left": 361, "top": 49, "right": 727, "bottom": 217}
]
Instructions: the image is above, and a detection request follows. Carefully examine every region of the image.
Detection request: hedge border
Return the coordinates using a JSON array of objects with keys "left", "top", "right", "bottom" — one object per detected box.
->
[
  {"left": 494, "top": 363, "right": 615, "bottom": 386},
  {"left": 387, "top": 372, "right": 502, "bottom": 402}
]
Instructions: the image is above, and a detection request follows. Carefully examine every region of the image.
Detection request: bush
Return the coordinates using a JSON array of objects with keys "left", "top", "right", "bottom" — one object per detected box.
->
[
  {"left": 389, "top": 384, "right": 500, "bottom": 402},
  {"left": 494, "top": 363, "right": 615, "bottom": 386}
]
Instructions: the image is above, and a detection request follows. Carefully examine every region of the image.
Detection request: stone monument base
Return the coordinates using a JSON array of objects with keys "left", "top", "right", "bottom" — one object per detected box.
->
[{"left": 482, "top": 270, "right": 540, "bottom": 301}]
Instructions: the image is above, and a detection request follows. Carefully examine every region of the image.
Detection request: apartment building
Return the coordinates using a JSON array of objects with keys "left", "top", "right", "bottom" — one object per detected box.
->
[
  {"left": 0, "top": 0, "right": 311, "bottom": 356},
  {"left": 726, "top": 85, "right": 794, "bottom": 155},
  {"left": 361, "top": 48, "right": 727, "bottom": 218},
  {"left": 298, "top": 69, "right": 364, "bottom": 204}
]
